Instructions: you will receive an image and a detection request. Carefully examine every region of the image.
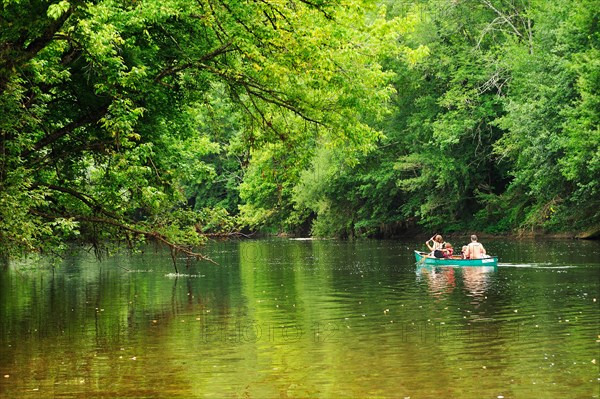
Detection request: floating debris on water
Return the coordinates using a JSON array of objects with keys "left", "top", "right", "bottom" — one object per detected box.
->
[{"left": 164, "top": 273, "right": 205, "bottom": 278}]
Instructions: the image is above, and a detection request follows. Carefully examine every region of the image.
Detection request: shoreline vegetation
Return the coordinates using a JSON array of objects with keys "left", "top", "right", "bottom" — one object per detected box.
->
[
  {"left": 274, "top": 229, "right": 600, "bottom": 241},
  {"left": 1, "top": 0, "right": 598, "bottom": 263}
]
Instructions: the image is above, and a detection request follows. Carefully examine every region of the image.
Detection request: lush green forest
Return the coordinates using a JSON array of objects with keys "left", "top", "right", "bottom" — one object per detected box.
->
[{"left": 1, "top": 0, "right": 598, "bottom": 260}]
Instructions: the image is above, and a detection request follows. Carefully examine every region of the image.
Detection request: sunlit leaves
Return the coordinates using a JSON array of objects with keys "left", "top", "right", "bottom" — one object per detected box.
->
[
  {"left": 492, "top": 0, "right": 600, "bottom": 231},
  {"left": 1, "top": 0, "right": 404, "bottom": 257},
  {"left": 47, "top": 0, "right": 70, "bottom": 20}
]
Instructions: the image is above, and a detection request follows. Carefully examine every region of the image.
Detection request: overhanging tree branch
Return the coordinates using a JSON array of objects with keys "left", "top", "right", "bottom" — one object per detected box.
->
[
  {"left": 32, "top": 210, "right": 218, "bottom": 270},
  {"left": 154, "top": 41, "right": 234, "bottom": 82},
  {"left": 0, "top": 6, "right": 73, "bottom": 93},
  {"left": 21, "top": 104, "right": 110, "bottom": 159},
  {"left": 201, "top": 64, "right": 325, "bottom": 126}
]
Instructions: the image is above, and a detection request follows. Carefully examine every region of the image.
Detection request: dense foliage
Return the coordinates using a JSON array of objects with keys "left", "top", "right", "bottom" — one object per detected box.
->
[
  {"left": 287, "top": 0, "right": 600, "bottom": 238},
  {"left": 0, "top": 0, "right": 399, "bottom": 261},
  {"left": 1, "top": 0, "right": 598, "bottom": 262}
]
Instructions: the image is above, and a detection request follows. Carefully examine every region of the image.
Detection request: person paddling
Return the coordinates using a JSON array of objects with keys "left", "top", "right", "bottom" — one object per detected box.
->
[
  {"left": 465, "top": 235, "right": 486, "bottom": 259},
  {"left": 426, "top": 234, "right": 445, "bottom": 258}
]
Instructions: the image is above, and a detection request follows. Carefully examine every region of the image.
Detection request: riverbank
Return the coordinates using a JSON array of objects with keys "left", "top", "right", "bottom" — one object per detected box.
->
[{"left": 269, "top": 229, "right": 600, "bottom": 244}]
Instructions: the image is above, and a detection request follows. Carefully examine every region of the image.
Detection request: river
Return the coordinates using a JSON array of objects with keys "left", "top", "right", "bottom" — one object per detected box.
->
[{"left": 0, "top": 238, "right": 598, "bottom": 398}]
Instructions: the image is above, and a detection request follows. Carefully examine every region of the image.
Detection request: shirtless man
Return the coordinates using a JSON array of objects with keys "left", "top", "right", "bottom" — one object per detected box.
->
[{"left": 465, "top": 235, "right": 486, "bottom": 259}]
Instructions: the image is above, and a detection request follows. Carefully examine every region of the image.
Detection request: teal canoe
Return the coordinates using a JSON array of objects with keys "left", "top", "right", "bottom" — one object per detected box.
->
[{"left": 414, "top": 250, "right": 498, "bottom": 267}]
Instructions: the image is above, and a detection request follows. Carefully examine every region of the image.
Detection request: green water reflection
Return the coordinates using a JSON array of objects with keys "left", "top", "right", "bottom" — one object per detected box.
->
[{"left": 0, "top": 239, "right": 598, "bottom": 398}]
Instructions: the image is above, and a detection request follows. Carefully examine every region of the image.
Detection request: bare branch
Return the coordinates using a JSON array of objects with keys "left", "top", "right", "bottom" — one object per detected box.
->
[{"left": 480, "top": 0, "right": 523, "bottom": 37}]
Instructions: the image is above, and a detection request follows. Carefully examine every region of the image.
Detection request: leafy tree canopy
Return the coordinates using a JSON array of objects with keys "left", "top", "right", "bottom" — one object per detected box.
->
[{"left": 0, "top": 0, "right": 400, "bottom": 261}]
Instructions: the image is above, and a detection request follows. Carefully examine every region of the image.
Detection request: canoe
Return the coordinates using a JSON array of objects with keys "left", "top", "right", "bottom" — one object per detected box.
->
[{"left": 414, "top": 250, "right": 498, "bottom": 267}]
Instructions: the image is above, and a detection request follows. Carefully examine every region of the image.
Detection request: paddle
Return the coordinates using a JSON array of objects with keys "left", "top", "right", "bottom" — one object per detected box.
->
[
  {"left": 417, "top": 252, "right": 428, "bottom": 266},
  {"left": 425, "top": 233, "right": 437, "bottom": 253},
  {"left": 418, "top": 233, "right": 437, "bottom": 265}
]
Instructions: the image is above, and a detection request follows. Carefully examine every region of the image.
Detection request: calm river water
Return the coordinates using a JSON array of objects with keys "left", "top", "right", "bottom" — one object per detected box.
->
[{"left": 0, "top": 238, "right": 598, "bottom": 398}]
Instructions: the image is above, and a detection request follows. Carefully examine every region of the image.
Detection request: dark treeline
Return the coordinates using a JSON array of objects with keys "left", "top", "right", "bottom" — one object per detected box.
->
[{"left": 0, "top": 0, "right": 598, "bottom": 261}]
